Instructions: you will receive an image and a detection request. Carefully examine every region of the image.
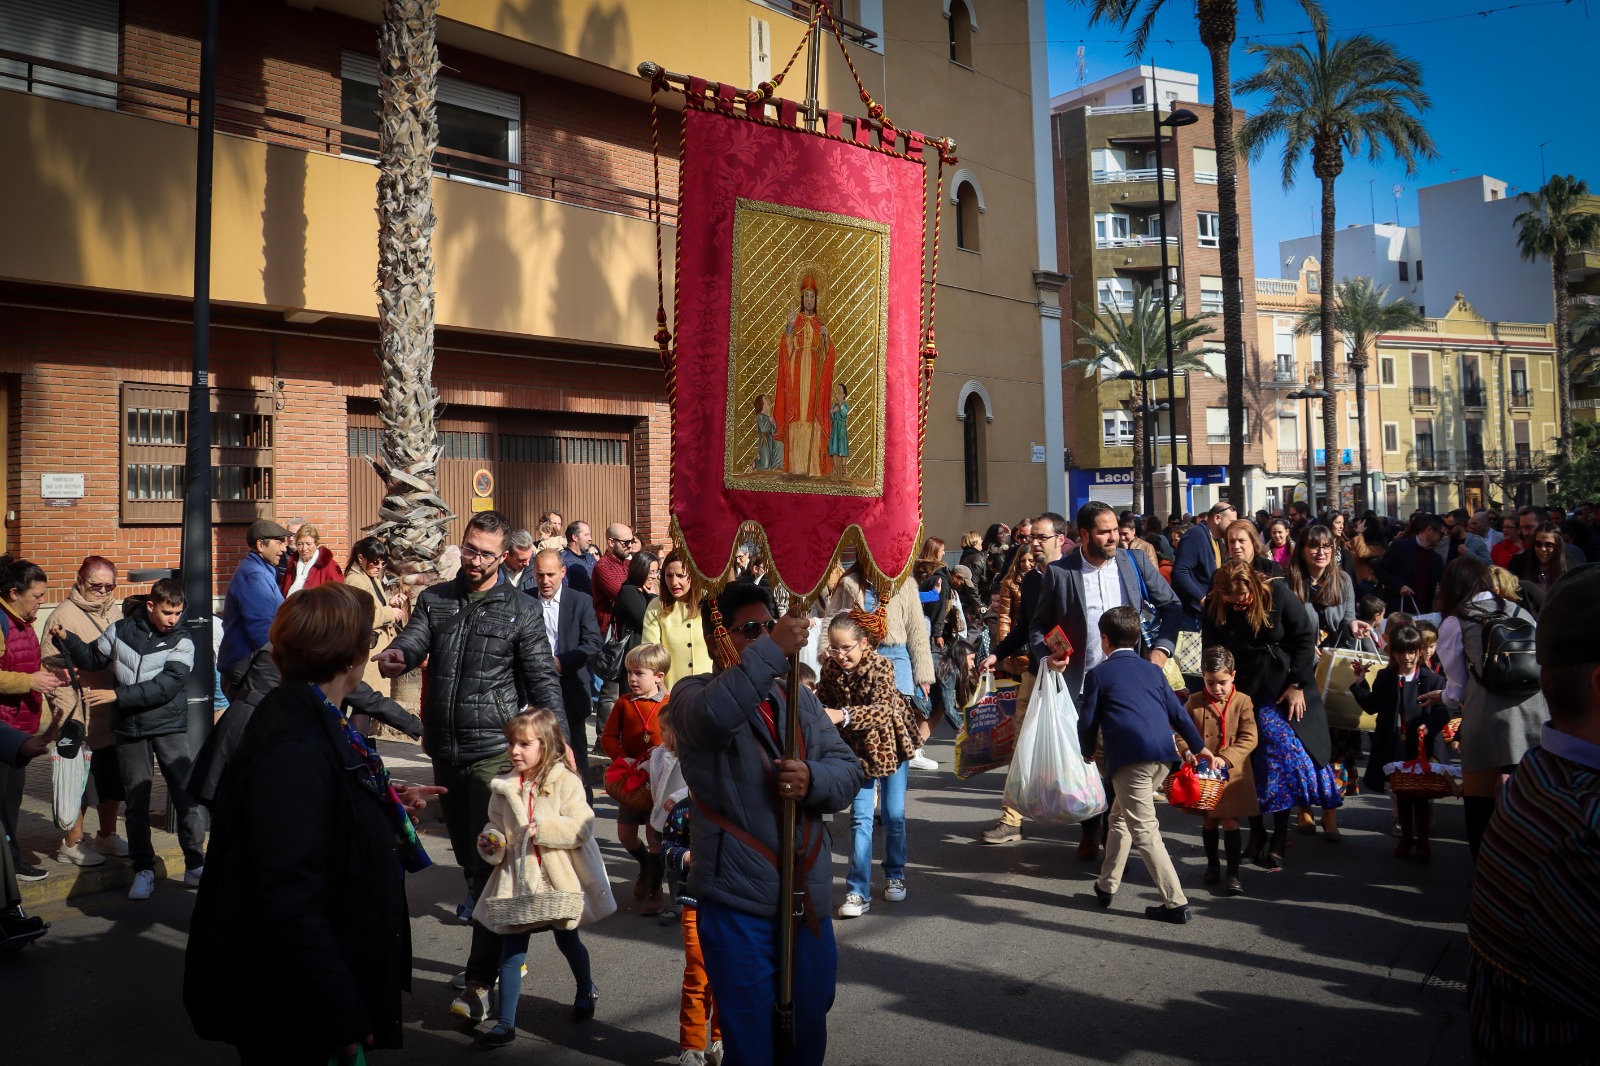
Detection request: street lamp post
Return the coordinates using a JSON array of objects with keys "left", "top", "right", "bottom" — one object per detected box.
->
[
  {"left": 1288, "top": 387, "right": 1332, "bottom": 514},
  {"left": 1153, "top": 101, "right": 1199, "bottom": 520}
]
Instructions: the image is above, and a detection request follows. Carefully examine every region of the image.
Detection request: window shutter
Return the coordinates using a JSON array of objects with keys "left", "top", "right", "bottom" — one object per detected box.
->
[{"left": 0, "top": 0, "right": 119, "bottom": 108}]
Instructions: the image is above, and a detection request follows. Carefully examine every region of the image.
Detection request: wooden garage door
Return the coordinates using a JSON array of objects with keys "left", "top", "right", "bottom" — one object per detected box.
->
[{"left": 347, "top": 403, "right": 635, "bottom": 546}]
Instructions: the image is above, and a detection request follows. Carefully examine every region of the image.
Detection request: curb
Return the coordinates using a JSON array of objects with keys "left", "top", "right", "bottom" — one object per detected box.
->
[{"left": 21, "top": 839, "right": 190, "bottom": 916}]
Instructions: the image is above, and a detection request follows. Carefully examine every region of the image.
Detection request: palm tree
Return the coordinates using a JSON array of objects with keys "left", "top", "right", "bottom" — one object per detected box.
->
[
  {"left": 1078, "top": 0, "right": 1323, "bottom": 509},
  {"left": 1236, "top": 25, "right": 1434, "bottom": 516},
  {"left": 1294, "top": 278, "right": 1424, "bottom": 512},
  {"left": 1514, "top": 175, "right": 1600, "bottom": 458},
  {"left": 1068, "top": 290, "right": 1223, "bottom": 513},
  {"left": 370, "top": 0, "right": 453, "bottom": 588}
]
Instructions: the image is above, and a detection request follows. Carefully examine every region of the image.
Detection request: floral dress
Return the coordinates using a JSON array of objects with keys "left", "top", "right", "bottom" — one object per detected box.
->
[{"left": 1251, "top": 702, "right": 1345, "bottom": 813}]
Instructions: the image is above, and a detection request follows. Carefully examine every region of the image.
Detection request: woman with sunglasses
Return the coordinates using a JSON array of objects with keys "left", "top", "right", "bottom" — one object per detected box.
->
[
  {"left": 41, "top": 556, "right": 126, "bottom": 868},
  {"left": 1202, "top": 561, "right": 1342, "bottom": 867},
  {"left": 1505, "top": 521, "right": 1566, "bottom": 616}
]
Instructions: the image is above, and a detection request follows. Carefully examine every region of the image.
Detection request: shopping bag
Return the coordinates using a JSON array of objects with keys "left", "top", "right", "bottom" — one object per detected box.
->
[
  {"left": 952, "top": 673, "right": 1020, "bottom": 779},
  {"left": 1174, "top": 630, "right": 1203, "bottom": 677},
  {"left": 1316, "top": 646, "right": 1387, "bottom": 731},
  {"left": 1002, "top": 672, "right": 1107, "bottom": 824},
  {"left": 51, "top": 738, "right": 91, "bottom": 831}
]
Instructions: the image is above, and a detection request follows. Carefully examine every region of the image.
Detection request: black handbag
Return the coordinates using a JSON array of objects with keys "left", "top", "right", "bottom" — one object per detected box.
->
[{"left": 588, "top": 620, "right": 632, "bottom": 683}]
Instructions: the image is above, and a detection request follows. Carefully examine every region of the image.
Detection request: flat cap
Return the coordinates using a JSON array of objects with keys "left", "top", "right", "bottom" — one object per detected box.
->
[{"left": 246, "top": 518, "right": 293, "bottom": 544}]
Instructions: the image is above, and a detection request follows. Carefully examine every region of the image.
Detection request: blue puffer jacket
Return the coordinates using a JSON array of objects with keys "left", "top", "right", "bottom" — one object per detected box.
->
[
  {"left": 672, "top": 637, "right": 862, "bottom": 920},
  {"left": 219, "top": 550, "right": 284, "bottom": 672}
]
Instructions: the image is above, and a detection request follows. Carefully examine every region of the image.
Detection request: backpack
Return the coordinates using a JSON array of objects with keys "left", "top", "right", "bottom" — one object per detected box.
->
[{"left": 1461, "top": 603, "right": 1540, "bottom": 699}]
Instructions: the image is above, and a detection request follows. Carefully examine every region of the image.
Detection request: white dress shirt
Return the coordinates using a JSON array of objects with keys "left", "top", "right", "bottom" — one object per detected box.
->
[
  {"left": 540, "top": 584, "right": 562, "bottom": 656},
  {"left": 1080, "top": 554, "right": 1126, "bottom": 674}
]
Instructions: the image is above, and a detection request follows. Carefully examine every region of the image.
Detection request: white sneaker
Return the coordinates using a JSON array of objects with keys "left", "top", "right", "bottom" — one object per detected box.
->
[
  {"left": 883, "top": 878, "right": 907, "bottom": 903},
  {"left": 836, "top": 892, "right": 870, "bottom": 918},
  {"left": 678, "top": 1052, "right": 707, "bottom": 1066},
  {"left": 183, "top": 866, "right": 204, "bottom": 887},
  {"left": 707, "top": 1040, "right": 725, "bottom": 1066},
  {"left": 58, "top": 840, "right": 107, "bottom": 867},
  {"left": 128, "top": 870, "right": 156, "bottom": 901},
  {"left": 908, "top": 749, "right": 938, "bottom": 771},
  {"left": 93, "top": 833, "right": 130, "bottom": 857}
]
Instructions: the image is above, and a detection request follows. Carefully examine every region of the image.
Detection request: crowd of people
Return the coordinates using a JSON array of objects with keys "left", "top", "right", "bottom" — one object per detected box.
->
[{"left": 1, "top": 493, "right": 1596, "bottom": 1064}]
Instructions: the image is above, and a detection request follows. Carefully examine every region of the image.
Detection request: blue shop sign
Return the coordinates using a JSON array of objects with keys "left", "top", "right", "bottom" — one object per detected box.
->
[{"left": 1313, "top": 448, "right": 1354, "bottom": 465}]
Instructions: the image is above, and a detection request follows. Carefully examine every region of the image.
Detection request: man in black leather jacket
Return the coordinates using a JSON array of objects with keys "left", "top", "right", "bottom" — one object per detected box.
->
[{"left": 374, "top": 509, "right": 561, "bottom": 1025}]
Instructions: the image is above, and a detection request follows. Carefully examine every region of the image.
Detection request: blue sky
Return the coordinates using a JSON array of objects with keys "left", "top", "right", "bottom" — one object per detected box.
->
[{"left": 1042, "top": 0, "right": 1600, "bottom": 272}]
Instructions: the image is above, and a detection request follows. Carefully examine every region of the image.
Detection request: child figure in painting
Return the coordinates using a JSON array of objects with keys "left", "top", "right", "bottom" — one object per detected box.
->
[
  {"left": 753, "top": 395, "right": 783, "bottom": 472},
  {"left": 828, "top": 384, "right": 850, "bottom": 478}
]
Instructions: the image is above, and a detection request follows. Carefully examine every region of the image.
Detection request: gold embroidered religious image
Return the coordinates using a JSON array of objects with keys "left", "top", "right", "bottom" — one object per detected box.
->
[{"left": 724, "top": 198, "right": 888, "bottom": 496}]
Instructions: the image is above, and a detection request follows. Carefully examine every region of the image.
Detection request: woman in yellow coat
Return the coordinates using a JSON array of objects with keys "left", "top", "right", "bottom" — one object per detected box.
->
[{"left": 641, "top": 551, "right": 708, "bottom": 691}]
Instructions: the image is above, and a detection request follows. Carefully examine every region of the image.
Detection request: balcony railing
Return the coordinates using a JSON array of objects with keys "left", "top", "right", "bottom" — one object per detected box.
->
[
  {"left": 1415, "top": 452, "right": 1437, "bottom": 471},
  {"left": 1461, "top": 385, "right": 1487, "bottom": 407},
  {"left": 1465, "top": 448, "right": 1486, "bottom": 470},
  {"left": 0, "top": 48, "right": 678, "bottom": 224},
  {"left": 1206, "top": 433, "right": 1230, "bottom": 445},
  {"left": 1277, "top": 449, "right": 1305, "bottom": 471},
  {"left": 1511, "top": 389, "right": 1534, "bottom": 407},
  {"left": 760, "top": 0, "right": 879, "bottom": 45},
  {"left": 1194, "top": 171, "right": 1218, "bottom": 185},
  {"left": 1273, "top": 358, "right": 1297, "bottom": 383},
  {"left": 1200, "top": 296, "right": 1224, "bottom": 314},
  {"left": 1513, "top": 451, "right": 1533, "bottom": 470},
  {"left": 1092, "top": 167, "right": 1176, "bottom": 185},
  {"left": 1411, "top": 386, "right": 1437, "bottom": 407},
  {"left": 1094, "top": 235, "right": 1177, "bottom": 249},
  {"left": 1256, "top": 278, "right": 1299, "bottom": 297}
]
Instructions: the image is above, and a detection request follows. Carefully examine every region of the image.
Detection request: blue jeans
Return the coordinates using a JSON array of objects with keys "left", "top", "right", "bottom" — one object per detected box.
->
[
  {"left": 697, "top": 901, "right": 836, "bottom": 1066},
  {"left": 846, "top": 761, "right": 907, "bottom": 899},
  {"left": 878, "top": 642, "right": 913, "bottom": 694},
  {"left": 496, "top": 927, "right": 592, "bottom": 1028}
]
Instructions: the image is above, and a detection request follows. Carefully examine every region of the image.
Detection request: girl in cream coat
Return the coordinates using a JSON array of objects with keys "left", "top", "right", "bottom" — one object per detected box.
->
[{"left": 473, "top": 708, "right": 616, "bottom": 1046}]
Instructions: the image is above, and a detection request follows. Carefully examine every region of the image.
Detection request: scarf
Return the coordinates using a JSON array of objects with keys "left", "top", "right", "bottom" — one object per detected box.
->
[{"left": 311, "top": 683, "right": 432, "bottom": 873}]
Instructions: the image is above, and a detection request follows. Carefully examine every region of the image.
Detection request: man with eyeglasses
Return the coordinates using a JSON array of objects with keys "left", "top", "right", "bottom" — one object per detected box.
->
[
  {"left": 1171, "top": 501, "right": 1236, "bottom": 630},
  {"left": 374, "top": 509, "right": 562, "bottom": 1026},
  {"left": 1374, "top": 512, "right": 1446, "bottom": 613},
  {"left": 218, "top": 519, "right": 293, "bottom": 697},
  {"left": 975, "top": 511, "right": 1070, "bottom": 844},
  {"left": 670, "top": 580, "right": 862, "bottom": 1066}
]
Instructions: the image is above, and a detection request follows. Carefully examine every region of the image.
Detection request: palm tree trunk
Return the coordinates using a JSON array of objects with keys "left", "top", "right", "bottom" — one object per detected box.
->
[
  {"left": 1553, "top": 245, "right": 1573, "bottom": 461},
  {"left": 1353, "top": 351, "right": 1371, "bottom": 514},
  {"left": 1318, "top": 174, "right": 1339, "bottom": 516},
  {"left": 1199, "top": 2, "right": 1248, "bottom": 510},
  {"left": 371, "top": 0, "right": 453, "bottom": 589},
  {"left": 1131, "top": 404, "right": 1146, "bottom": 514}
]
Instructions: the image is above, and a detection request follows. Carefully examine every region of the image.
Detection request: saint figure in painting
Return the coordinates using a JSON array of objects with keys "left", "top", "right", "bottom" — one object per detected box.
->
[{"left": 773, "top": 273, "right": 836, "bottom": 478}]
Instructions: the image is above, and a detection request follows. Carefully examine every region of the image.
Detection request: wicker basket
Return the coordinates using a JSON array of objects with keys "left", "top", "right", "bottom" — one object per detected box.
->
[
  {"left": 480, "top": 840, "right": 584, "bottom": 928},
  {"left": 1163, "top": 766, "right": 1228, "bottom": 813},
  {"left": 604, "top": 776, "right": 654, "bottom": 813},
  {"left": 1388, "top": 737, "right": 1457, "bottom": 798}
]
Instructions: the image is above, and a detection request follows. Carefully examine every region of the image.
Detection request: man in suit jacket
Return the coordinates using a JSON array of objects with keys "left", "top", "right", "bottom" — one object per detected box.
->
[
  {"left": 529, "top": 549, "right": 602, "bottom": 801},
  {"left": 1022, "top": 501, "right": 1182, "bottom": 859},
  {"left": 1374, "top": 514, "right": 1446, "bottom": 613},
  {"left": 1171, "top": 502, "right": 1236, "bottom": 627}
]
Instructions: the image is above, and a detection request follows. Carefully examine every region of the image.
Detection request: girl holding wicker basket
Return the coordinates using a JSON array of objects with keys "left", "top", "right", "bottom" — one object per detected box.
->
[
  {"left": 1350, "top": 625, "right": 1449, "bottom": 862},
  {"left": 474, "top": 707, "right": 612, "bottom": 1047},
  {"left": 1175, "top": 646, "right": 1259, "bottom": 896}
]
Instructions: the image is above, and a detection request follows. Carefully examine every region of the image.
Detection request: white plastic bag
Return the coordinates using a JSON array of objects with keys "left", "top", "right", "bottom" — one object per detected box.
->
[
  {"left": 52, "top": 748, "right": 91, "bottom": 830},
  {"left": 1002, "top": 671, "right": 1107, "bottom": 824}
]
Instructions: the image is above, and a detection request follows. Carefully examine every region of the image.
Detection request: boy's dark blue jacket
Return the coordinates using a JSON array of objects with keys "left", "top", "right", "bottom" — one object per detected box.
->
[{"left": 1077, "top": 648, "right": 1204, "bottom": 774}]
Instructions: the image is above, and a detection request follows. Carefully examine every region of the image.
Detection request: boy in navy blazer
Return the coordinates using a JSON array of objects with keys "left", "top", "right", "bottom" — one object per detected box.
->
[{"left": 1078, "top": 607, "right": 1214, "bottom": 924}]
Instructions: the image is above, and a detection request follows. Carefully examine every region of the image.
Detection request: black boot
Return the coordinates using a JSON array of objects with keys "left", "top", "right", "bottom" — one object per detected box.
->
[
  {"left": 1465, "top": 796, "right": 1496, "bottom": 862},
  {"left": 1266, "top": 810, "right": 1289, "bottom": 870},
  {"left": 1223, "top": 829, "right": 1245, "bottom": 895},
  {"left": 626, "top": 845, "right": 651, "bottom": 901},
  {"left": 1202, "top": 828, "right": 1221, "bottom": 885},
  {"left": 0, "top": 905, "right": 47, "bottom": 946},
  {"left": 1244, "top": 814, "right": 1266, "bottom": 864}
]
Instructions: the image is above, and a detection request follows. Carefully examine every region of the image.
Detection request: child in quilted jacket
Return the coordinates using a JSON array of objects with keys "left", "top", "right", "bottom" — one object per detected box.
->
[{"left": 474, "top": 707, "right": 606, "bottom": 1047}]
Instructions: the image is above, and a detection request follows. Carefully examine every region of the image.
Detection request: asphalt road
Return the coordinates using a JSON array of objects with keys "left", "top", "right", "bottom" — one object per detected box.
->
[{"left": 1, "top": 735, "right": 1470, "bottom": 1065}]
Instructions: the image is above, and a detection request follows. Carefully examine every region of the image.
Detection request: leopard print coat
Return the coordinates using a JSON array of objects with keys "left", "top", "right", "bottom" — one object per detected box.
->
[{"left": 816, "top": 650, "right": 920, "bottom": 780}]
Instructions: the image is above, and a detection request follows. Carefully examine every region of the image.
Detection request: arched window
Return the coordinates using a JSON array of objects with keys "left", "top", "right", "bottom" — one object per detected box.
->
[
  {"left": 947, "top": 0, "right": 975, "bottom": 66},
  {"left": 960, "top": 384, "right": 992, "bottom": 505},
  {"left": 954, "top": 180, "right": 982, "bottom": 251}
]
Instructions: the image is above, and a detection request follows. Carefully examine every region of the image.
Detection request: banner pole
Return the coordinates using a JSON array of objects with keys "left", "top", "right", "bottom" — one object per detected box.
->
[{"left": 775, "top": 18, "right": 824, "bottom": 1053}]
